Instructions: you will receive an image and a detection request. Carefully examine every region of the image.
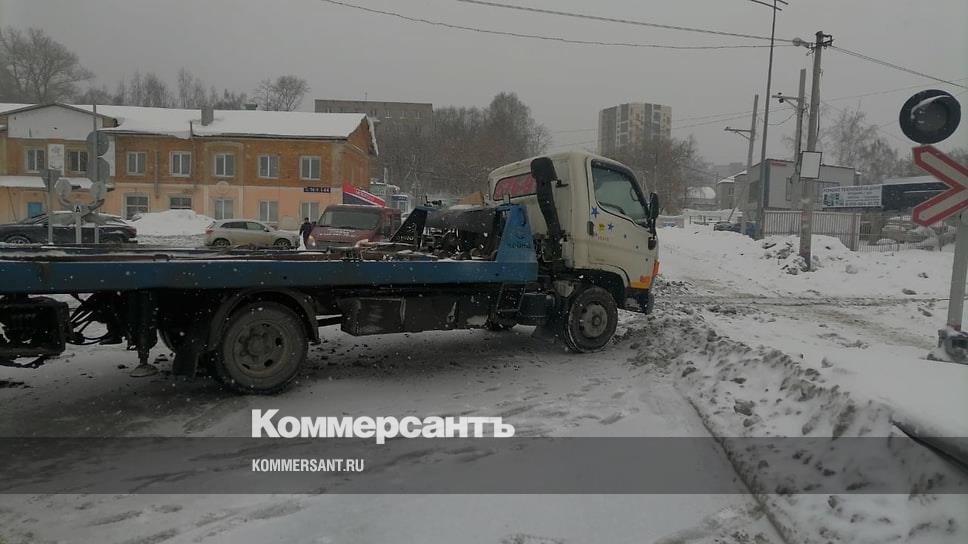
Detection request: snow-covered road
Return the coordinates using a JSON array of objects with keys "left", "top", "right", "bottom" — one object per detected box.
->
[{"left": 0, "top": 311, "right": 779, "bottom": 543}]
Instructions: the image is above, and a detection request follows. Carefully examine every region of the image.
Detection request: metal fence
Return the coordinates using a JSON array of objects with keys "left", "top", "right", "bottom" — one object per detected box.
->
[
  {"left": 762, "top": 210, "right": 861, "bottom": 250},
  {"left": 762, "top": 210, "right": 952, "bottom": 252},
  {"left": 855, "top": 211, "right": 952, "bottom": 253}
]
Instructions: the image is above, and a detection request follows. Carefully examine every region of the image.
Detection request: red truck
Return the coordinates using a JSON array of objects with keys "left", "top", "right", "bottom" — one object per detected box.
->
[{"left": 309, "top": 204, "right": 402, "bottom": 250}]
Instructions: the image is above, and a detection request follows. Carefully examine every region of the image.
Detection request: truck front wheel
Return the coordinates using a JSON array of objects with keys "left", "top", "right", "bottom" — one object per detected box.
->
[
  {"left": 559, "top": 286, "right": 618, "bottom": 353},
  {"left": 215, "top": 301, "right": 307, "bottom": 394}
]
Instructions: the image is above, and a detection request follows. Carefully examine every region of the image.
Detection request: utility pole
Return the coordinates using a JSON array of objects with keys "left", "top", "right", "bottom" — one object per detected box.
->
[
  {"left": 796, "top": 31, "right": 833, "bottom": 267},
  {"left": 725, "top": 94, "right": 758, "bottom": 236},
  {"left": 754, "top": 0, "right": 780, "bottom": 238}
]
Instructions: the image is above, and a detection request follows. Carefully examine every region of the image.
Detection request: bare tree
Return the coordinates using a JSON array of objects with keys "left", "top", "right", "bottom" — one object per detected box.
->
[
  {"left": 211, "top": 88, "right": 249, "bottom": 110},
  {"left": 76, "top": 84, "right": 113, "bottom": 105},
  {"left": 825, "top": 106, "right": 879, "bottom": 167},
  {"left": 822, "top": 105, "right": 913, "bottom": 184},
  {"left": 606, "top": 135, "right": 704, "bottom": 213},
  {"left": 253, "top": 78, "right": 277, "bottom": 111},
  {"left": 252, "top": 75, "right": 310, "bottom": 111},
  {"left": 0, "top": 27, "right": 92, "bottom": 102},
  {"left": 273, "top": 75, "right": 310, "bottom": 111},
  {"left": 176, "top": 68, "right": 208, "bottom": 108}
]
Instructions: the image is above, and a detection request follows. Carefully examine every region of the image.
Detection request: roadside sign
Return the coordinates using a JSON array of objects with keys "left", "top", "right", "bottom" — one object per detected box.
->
[
  {"left": 47, "top": 144, "right": 65, "bottom": 171},
  {"left": 821, "top": 185, "right": 882, "bottom": 208},
  {"left": 911, "top": 145, "right": 968, "bottom": 226},
  {"left": 86, "top": 131, "right": 110, "bottom": 156},
  {"left": 89, "top": 181, "right": 108, "bottom": 202},
  {"left": 86, "top": 157, "right": 110, "bottom": 183},
  {"left": 800, "top": 151, "right": 822, "bottom": 179}
]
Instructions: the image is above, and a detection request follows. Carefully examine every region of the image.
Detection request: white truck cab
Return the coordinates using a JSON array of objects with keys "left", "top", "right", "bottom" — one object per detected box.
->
[{"left": 488, "top": 151, "right": 660, "bottom": 350}]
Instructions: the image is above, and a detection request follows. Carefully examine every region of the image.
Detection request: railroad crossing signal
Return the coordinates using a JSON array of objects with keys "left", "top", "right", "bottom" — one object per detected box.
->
[{"left": 911, "top": 145, "right": 968, "bottom": 227}]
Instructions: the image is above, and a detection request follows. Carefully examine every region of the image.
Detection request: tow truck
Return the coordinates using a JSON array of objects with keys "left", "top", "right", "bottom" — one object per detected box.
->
[{"left": 0, "top": 151, "right": 660, "bottom": 394}]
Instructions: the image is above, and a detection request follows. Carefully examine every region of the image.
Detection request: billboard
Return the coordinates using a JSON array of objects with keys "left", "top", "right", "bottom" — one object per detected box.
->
[{"left": 821, "top": 185, "right": 882, "bottom": 208}]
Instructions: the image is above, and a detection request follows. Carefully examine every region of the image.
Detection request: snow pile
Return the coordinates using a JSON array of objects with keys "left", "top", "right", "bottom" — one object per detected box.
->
[
  {"left": 660, "top": 226, "right": 952, "bottom": 297},
  {"left": 761, "top": 235, "right": 856, "bottom": 275},
  {"left": 620, "top": 309, "right": 968, "bottom": 544},
  {"left": 129, "top": 209, "right": 213, "bottom": 236}
]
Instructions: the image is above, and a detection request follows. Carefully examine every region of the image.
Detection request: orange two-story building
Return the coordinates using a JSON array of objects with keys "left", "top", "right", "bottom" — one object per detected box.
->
[{"left": 0, "top": 103, "right": 377, "bottom": 229}]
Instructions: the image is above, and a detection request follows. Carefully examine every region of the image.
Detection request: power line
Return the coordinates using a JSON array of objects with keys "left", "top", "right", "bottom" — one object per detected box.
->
[
  {"left": 825, "top": 77, "right": 968, "bottom": 102},
  {"left": 830, "top": 46, "right": 968, "bottom": 90},
  {"left": 459, "top": 1, "right": 966, "bottom": 91},
  {"left": 549, "top": 78, "right": 968, "bottom": 136},
  {"left": 457, "top": 0, "right": 778, "bottom": 42},
  {"left": 317, "top": 0, "right": 783, "bottom": 49}
]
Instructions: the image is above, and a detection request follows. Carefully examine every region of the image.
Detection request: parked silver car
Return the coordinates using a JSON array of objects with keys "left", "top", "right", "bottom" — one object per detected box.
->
[{"left": 204, "top": 220, "right": 299, "bottom": 249}]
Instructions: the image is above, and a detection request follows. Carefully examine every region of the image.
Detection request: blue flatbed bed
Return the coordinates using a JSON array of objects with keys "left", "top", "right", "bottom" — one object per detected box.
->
[{"left": 0, "top": 205, "right": 538, "bottom": 295}]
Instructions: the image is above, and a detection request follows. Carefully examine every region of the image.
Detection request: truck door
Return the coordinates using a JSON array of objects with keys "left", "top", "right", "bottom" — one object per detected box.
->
[{"left": 585, "top": 162, "right": 655, "bottom": 290}]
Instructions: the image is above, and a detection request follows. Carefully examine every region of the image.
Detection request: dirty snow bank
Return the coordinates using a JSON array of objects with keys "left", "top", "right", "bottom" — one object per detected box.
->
[
  {"left": 129, "top": 209, "right": 214, "bottom": 236},
  {"left": 618, "top": 308, "right": 967, "bottom": 544},
  {"left": 660, "top": 226, "right": 951, "bottom": 298}
]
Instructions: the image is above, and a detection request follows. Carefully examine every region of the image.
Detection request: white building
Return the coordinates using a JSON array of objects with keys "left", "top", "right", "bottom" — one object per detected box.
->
[{"left": 740, "top": 159, "right": 857, "bottom": 217}]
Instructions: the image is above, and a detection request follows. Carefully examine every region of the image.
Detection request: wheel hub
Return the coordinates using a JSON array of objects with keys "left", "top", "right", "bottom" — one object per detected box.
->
[
  {"left": 579, "top": 303, "right": 608, "bottom": 338},
  {"left": 233, "top": 322, "right": 286, "bottom": 375}
]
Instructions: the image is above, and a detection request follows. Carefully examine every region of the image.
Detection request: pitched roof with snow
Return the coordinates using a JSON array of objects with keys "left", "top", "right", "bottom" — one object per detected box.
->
[
  {"left": 0, "top": 103, "right": 32, "bottom": 116},
  {"left": 880, "top": 175, "right": 939, "bottom": 186},
  {"left": 2, "top": 103, "right": 378, "bottom": 154},
  {"left": 686, "top": 186, "right": 716, "bottom": 200}
]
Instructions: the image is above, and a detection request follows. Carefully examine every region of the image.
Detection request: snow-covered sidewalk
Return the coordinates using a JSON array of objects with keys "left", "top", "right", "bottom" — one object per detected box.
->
[{"left": 651, "top": 226, "right": 968, "bottom": 544}]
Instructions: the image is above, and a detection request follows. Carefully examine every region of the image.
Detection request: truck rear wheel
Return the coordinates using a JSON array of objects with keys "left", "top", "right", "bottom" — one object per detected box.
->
[
  {"left": 215, "top": 302, "right": 307, "bottom": 394},
  {"left": 559, "top": 286, "right": 617, "bottom": 353}
]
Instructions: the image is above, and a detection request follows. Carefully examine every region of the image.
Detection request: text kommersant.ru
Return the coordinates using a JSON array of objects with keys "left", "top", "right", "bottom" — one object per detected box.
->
[{"left": 251, "top": 410, "right": 517, "bottom": 444}]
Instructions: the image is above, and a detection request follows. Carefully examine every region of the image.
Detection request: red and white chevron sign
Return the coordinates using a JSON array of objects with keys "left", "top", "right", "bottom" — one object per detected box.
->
[{"left": 912, "top": 145, "right": 968, "bottom": 226}]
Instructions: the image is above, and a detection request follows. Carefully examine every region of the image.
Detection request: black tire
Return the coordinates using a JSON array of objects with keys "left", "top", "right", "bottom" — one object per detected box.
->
[
  {"left": 4, "top": 234, "right": 31, "bottom": 244},
  {"left": 273, "top": 238, "right": 292, "bottom": 249},
  {"left": 159, "top": 326, "right": 188, "bottom": 352},
  {"left": 211, "top": 238, "right": 231, "bottom": 248},
  {"left": 214, "top": 301, "right": 307, "bottom": 394},
  {"left": 559, "top": 286, "right": 618, "bottom": 353}
]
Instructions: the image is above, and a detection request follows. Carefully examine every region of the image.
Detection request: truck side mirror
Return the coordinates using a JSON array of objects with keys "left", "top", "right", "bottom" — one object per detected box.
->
[
  {"left": 530, "top": 157, "right": 557, "bottom": 185},
  {"left": 649, "top": 193, "right": 660, "bottom": 220}
]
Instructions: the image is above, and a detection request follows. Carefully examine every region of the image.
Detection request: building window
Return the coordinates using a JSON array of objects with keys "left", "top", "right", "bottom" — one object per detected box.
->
[
  {"left": 127, "top": 151, "right": 146, "bottom": 175},
  {"left": 300, "top": 201, "right": 321, "bottom": 222},
  {"left": 171, "top": 151, "right": 191, "bottom": 177},
  {"left": 213, "top": 198, "right": 234, "bottom": 220},
  {"left": 414, "top": 110, "right": 421, "bottom": 119},
  {"left": 258, "top": 155, "right": 279, "bottom": 178},
  {"left": 26, "top": 148, "right": 46, "bottom": 172},
  {"left": 384, "top": 111, "right": 392, "bottom": 119},
  {"left": 66, "top": 150, "right": 88, "bottom": 173},
  {"left": 214, "top": 153, "right": 235, "bottom": 177},
  {"left": 169, "top": 195, "right": 192, "bottom": 209},
  {"left": 300, "top": 156, "right": 321, "bottom": 180},
  {"left": 259, "top": 200, "right": 279, "bottom": 223},
  {"left": 399, "top": 110, "right": 408, "bottom": 119},
  {"left": 124, "top": 194, "right": 149, "bottom": 219}
]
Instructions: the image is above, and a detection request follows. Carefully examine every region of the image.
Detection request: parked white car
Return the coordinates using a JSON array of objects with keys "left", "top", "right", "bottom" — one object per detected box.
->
[{"left": 204, "top": 220, "right": 299, "bottom": 249}]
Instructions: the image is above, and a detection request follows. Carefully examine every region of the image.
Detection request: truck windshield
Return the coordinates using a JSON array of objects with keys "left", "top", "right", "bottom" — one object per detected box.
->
[
  {"left": 591, "top": 165, "right": 648, "bottom": 223},
  {"left": 318, "top": 210, "right": 381, "bottom": 230}
]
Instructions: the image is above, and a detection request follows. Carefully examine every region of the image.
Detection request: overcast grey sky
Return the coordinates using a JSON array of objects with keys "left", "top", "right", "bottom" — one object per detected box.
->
[{"left": 2, "top": 0, "right": 966, "bottom": 167}]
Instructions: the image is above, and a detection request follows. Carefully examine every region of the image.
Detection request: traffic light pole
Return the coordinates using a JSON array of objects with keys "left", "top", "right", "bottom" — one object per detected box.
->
[
  {"left": 92, "top": 103, "right": 99, "bottom": 244},
  {"left": 45, "top": 169, "right": 56, "bottom": 244}
]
